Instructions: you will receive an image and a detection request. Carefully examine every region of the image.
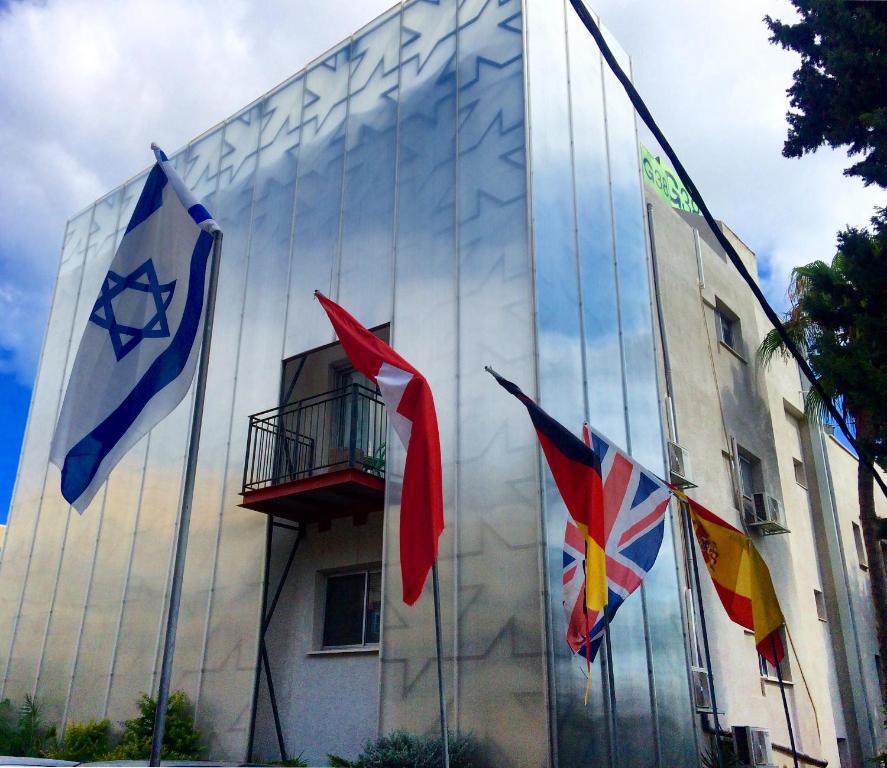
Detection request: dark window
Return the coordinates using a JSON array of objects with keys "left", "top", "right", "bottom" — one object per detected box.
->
[
  {"left": 322, "top": 569, "right": 382, "bottom": 648},
  {"left": 715, "top": 300, "right": 741, "bottom": 354}
]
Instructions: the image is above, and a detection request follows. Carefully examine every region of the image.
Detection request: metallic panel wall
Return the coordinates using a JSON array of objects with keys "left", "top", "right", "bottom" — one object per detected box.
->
[
  {"left": 0, "top": 1, "right": 693, "bottom": 764},
  {"left": 524, "top": 2, "right": 696, "bottom": 766}
]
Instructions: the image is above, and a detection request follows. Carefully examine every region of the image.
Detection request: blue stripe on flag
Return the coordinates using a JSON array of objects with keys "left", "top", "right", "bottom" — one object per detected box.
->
[
  {"left": 187, "top": 203, "right": 212, "bottom": 225},
  {"left": 125, "top": 164, "right": 168, "bottom": 235},
  {"left": 60, "top": 229, "right": 213, "bottom": 504}
]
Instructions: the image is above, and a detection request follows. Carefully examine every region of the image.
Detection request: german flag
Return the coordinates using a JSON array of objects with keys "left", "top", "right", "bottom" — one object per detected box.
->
[
  {"left": 487, "top": 369, "right": 608, "bottom": 612},
  {"left": 682, "top": 493, "right": 785, "bottom": 664}
]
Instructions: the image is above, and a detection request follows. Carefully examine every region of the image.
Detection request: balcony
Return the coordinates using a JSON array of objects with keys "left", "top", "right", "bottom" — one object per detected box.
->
[{"left": 240, "top": 384, "right": 387, "bottom": 525}]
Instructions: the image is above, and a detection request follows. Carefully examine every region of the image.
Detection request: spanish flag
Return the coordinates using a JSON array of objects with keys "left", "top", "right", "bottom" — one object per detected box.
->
[{"left": 682, "top": 493, "right": 785, "bottom": 665}]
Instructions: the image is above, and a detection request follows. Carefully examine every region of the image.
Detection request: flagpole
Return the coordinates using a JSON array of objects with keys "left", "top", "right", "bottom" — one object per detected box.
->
[
  {"left": 682, "top": 500, "right": 724, "bottom": 767},
  {"left": 431, "top": 562, "right": 451, "bottom": 768},
  {"left": 771, "top": 633, "right": 799, "bottom": 768},
  {"left": 149, "top": 229, "right": 223, "bottom": 766}
]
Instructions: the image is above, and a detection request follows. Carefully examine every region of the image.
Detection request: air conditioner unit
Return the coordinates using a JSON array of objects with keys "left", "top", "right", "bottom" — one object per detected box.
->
[
  {"left": 733, "top": 726, "right": 775, "bottom": 767},
  {"left": 744, "top": 492, "right": 789, "bottom": 535},
  {"left": 690, "top": 667, "right": 712, "bottom": 712},
  {"left": 668, "top": 441, "right": 694, "bottom": 488}
]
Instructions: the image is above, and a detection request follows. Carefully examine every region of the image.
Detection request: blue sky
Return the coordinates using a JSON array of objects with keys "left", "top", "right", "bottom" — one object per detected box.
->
[{"left": 0, "top": 0, "right": 882, "bottom": 524}]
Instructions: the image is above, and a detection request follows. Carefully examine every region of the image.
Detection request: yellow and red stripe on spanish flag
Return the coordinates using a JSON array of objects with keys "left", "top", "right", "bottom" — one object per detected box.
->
[{"left": 680, "top": 492, "right": 785, "bottom": 665}]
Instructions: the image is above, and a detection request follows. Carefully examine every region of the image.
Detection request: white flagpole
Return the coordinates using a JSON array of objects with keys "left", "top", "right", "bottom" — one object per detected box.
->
[{"left": 149, "top": 228, "right": 223, "bottom": 766}]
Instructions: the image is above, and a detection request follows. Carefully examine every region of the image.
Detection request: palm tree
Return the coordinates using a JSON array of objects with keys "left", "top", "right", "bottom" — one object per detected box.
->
[{"left": 759, "top": 214, "right": 887, "bottom": 708}]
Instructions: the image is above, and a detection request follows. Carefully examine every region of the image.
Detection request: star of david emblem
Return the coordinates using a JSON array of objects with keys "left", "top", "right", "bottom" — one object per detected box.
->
[{"left": 89, "top": 258, "right": 176, "bottom": 361}]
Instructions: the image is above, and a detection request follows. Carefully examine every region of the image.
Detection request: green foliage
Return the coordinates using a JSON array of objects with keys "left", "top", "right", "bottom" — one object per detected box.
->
[
  {"left": 758, "top": 211, "right": 887, "bottom": 464},
  {"left": 355, "top": 730, "right": 481, "bottom": 768},
  {"left": 328, "top": 754, "right": 358, "bottom": 767},
  {"left": 274, "top": 754, "right": 308, "bottom": 767},
  {"left": 700, "top": 741, "right": 741, "bottom": 768},
  {"left": 764, "top": 1, "right": 887, "bottom": 187},
  {"left": 103, "top": 691, "right": 202, "bottom": 761},
  {"left": 0, "top": 695, "right": 57, "bottom": 757},
  {"left": 46, "top": 719, "right": 111, "bottom": 762}
]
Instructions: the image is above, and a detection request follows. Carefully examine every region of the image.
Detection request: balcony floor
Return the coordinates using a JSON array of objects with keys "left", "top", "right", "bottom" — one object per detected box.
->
[{"left": 240, "top": 468, "right": 385, "bottom": 526}]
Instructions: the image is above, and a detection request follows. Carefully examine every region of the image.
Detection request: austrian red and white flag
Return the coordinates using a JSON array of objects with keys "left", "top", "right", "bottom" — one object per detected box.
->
[{"left": 315, "top": 291, "right": 444, "bottom": 605}]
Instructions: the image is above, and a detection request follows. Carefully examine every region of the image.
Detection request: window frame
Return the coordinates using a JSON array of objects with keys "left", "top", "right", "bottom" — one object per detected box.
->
[
  {"left": 852, "top": 521, "right": 868, "bottom": 570},
  {"left": 715, "top": 300, "right": 742, "bottom": 356},
  {"left": 320, "top": 566, "right": 382, "bottom": 650},
  {"left": 757, "top": 627, "right": 792, "bottom": 683}
]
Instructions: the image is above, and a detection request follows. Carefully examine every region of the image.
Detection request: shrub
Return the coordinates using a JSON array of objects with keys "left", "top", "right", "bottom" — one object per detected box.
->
[
  {"left": 104, "top": 691, "right": 202, "bottom": 761},
  {"left": 356, "top": 730, "right": 481, "bottom": 768},
  {"left": 46, "top": 719, "right": 111, "bottom": 762},
  {"left": 0, "top": 695, "right": 57, "bottom": 757}
]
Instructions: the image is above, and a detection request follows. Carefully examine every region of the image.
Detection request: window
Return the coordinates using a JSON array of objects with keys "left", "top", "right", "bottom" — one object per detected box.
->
[
  {"left": 715, "top": 300, "right": 741, "bottom": 354},
  {"left": 814, "top": 589, "right": 827, "bottom": 621},
  {"left": 852, "top": 522, "right": 868, "bottom": 570},
  {"left": 758, "top": 627, "right": 792, "bottom": 682},
  {"left": 793, "top": 458, "right": 807, "bottom": 488},
  {"left": 737, "top": 451, "right": 760, "bottom": 517},
  {"left": 322, "top": 568, "right": 382, "bottom": 648}
]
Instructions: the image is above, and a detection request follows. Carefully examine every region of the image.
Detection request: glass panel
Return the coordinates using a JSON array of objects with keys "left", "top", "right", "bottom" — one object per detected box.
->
[
  {"left": 365, "top": 570, "right": 382, "bottom": 644},
  {"left": 379, "top": 0, "right": 458, "bottom": 739},
  {"left": 284, "top": 44, "right": 351, "bottom": 355},
  {"left": 452, "top": 1, "right": 547, "bottom": 764},
  {"left": 324, "top": 573, "right": 367, "bottom": 646},
  {"left": 336, "top": 10, "right": 400, "bottom": 326}
]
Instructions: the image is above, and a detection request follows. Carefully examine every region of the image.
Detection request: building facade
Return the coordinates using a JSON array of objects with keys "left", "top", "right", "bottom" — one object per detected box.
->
[
  {"left": 0, "top": 0, "right": 882, "bottom": 766},
  {"left": 645, "top": 182, "right": 886, "bottom": 768}
]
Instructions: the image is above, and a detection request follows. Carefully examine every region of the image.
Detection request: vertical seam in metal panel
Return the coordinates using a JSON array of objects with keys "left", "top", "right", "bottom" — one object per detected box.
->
[
  {"left": 60, "top": 481, "right": 110, "bottom": 730},
  {"left": 0, "top": 215, "right": 71, "bottom": 695},
  {"left": 599, "top": 29, "right": 626, "bottom": 768},
  {"left": 58, "top": 188, "right": 128, "bottom": 728},
  {"left": 103, "top": 430, "right": 153, "bottom": 717},
  {"left": 520, "top": 0, "right": 556, "bottom": 765},
  {"left": 1, "top": 202, "right": 95, "bottom": 700},
  {"left": 193, "top": 108, "right": 265, "bottom": 725},
  {"left": 251, "top": 72, "right": 310, "bottom": 761},
  {"left": 332, "top": 39, "right": 356, "bottom": 307},
  {"left": 563, "top": 2, "right": 589, "bottom": 422},
  {"left": 451, "top": 0, "right": 462, "bottom": 736},
  {"left": 377, "top": 2, "right": 404, "bottom": 738},
  {"left": 625, "top": 56, "right": 663, "bottom": 761}
]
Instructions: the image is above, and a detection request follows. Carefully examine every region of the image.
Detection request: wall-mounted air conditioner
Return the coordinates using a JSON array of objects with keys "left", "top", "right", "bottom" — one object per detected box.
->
[
  {"left": 690, "top": 667, "right": 712, "bottom": 712},
  {"left": 743, "top": 492, "right": 789, "bottom": 535},
  {"left": 668, "top": 441, "right": 694, "bottom": 488},
  {"left": 733, "top": 726, "right": 775, "bottom": 767}
]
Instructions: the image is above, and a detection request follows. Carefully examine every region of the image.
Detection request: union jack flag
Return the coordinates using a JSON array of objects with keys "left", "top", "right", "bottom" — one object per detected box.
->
[
  {"left": 562, "top": 425, "right": 672, "bottom": 660},
  {"left": 486, "top": 368, "right": 672, "bottom": 663}
]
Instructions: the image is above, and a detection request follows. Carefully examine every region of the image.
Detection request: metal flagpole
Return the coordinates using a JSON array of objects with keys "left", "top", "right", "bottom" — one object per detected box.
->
[
  {"left": 772, "top": 633, "right": 800, "bottom": 768},
  {"left": 431, "top": 562, "right": 451, "bottom": 768},
  {"left": 682, "top": 500, "right": 725, "bottom": 767},
  {"left": 149, "top": 229, "right": 223, "bottom": 766}
]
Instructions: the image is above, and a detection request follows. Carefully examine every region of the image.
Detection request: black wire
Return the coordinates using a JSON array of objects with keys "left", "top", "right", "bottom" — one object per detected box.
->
[{"left": 566, "top": 0, "right": 887, "bottom": 500}]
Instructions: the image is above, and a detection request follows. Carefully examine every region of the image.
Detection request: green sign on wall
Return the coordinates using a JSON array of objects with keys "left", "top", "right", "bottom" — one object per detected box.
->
[{"left": 640, "top": 144, "right": 700, "bottom": 215}]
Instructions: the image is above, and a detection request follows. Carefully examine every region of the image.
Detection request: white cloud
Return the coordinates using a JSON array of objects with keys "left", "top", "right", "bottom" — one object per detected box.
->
[
  {"left": 594, "top": 0, "right": 883, "bottom": 308},
  {"left": 0, "top": 0, "right": 881, "bottom": 384}
]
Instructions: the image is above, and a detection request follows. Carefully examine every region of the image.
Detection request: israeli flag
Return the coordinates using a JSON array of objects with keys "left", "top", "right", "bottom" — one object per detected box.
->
[{"left": 51, "top": 146, "right": 218, "bottom": 512}]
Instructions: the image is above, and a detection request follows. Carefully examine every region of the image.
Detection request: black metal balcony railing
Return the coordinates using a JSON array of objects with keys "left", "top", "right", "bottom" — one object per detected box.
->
[{"left": 242, "top": 384, "right": 387, "bottom": 493}]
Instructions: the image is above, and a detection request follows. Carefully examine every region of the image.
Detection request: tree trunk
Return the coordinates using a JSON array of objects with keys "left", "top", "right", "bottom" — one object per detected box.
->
[{"left": 855, "top": 411, "right": 887, "bottom": 709}]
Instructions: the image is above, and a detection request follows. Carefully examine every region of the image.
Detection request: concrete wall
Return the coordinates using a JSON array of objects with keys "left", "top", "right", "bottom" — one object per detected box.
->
[
  {"left": 647, "top": 186, "right": 884, "bottom": 767},
  {"left": 255, "top": 512, "right": 384, "bottom": 765}
]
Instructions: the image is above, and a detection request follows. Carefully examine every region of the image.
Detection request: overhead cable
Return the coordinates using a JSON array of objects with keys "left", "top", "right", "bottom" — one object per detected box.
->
[{"left": 566, "top": 0, "right": 887, "bottom": 499}]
